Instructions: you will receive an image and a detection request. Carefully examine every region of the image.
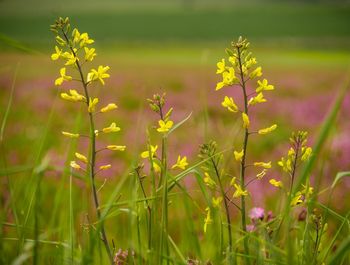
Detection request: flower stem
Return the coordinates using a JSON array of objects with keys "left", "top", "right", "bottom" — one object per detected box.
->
[
  {"left": 159, "top": 135, "right": 169, "bottom": 265},
  {"left": 61, "top": 31, "right": 113, "bottom": 264},
  {"left": 237, "top": 46, "right": 251, "bottom": 265},
  {"left": 290, "top": 137, "right": 301, "bottom": 192},
  {"left": 210, "top": 158, "right": 233, "bottom": 263}
]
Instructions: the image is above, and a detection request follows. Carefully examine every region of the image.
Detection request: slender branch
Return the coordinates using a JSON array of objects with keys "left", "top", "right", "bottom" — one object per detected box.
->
[{"left": 224, "top": 195, "right": 241, "bottom": 211}]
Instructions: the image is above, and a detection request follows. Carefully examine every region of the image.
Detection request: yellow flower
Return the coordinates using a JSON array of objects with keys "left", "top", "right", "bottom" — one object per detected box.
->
[
  {"left": 72, "top": 28, "right": 81, "bottom": 44},
  {"left": 100, "top": 103, "right": 118, "bottom": 113},
  {"left": 221, "top": 96, "right": 238, "bottom": 112},
  {"left": 99, "top": 164, "right": 111, "bottom": 170},
  {"left": 301, "top": 147, "right": 312, "bottom": 161},
  {"left": 102, "top": 122, "right": 121, "bottom": 133},
  {"left": 216, "top": 81, "right": 226, "bottom": 91},
  {"left": 301, "top": 184, "right": 314, "bottom": 196},
  {"left": 171, "top": 155, "right": 189, "bottom": 170},
  {"left": 62, "top": 131, "right": 79, "bottom": 138},
  {"left": 203, "top": 207, "right": 213, "bottom": 233},
  {"left": 241, "top": 65, "right": 248, "bottom": 76},
  {"left": 70, "top": 161, "right": 81, "bottom": 170},
  {"left": 249, "top": 66, "right": 262, "bottom": 79},
  {"left": 269, "top": 179, "right": 283, "bottom": 188},
  {"left": 107, "top": 145, "right": 126, "bottom": 151},
  {"left": 291, "top": 192, "right": 303, "bottom": 206},
  {"left": 88, "top": 97, "right": 99, "bottom": 113},
  {"left": 212, "top": 196, "right": 223, "bottom": 208},
  {"left": 242, "top": 112, "right": 250, "bottom": 129},
  {"left": 87, "top": 65, "right": 110, "bottom": 85},
  {"left": 256, "top": 79, "right": 274, "bottom": 93},
  {"left": 216, "top": 67, "right": 238, "bottom": 90},
  {"left": 51, "top": 46, "right": 62, "bottom": 60},
  {"left": 152, "top": 162, "right": 161, "bottom": 173},
  {"left": 75, "top": 152, "right": 88, "bottom": 164},
  {"left": 228, "top": 55, "right": 237, "bottom": 66},
  {"left": 72, "top": 29, "right": 94, "bottom": 47},
  {"left": 233, "top": 184, "right": 248, "bottom": 198},
  {"left": 61, "top": 50, "right": 78, "bottom": 66},
  {"left": 245, "top": 57, "right": 257, "bottom": 69},
  {"left": 278, "top": 157, "right": 292, "bottom": 173},
  {"left": 55, "top": 36, "right": 66, "bottom": 46},
  {"left": 234, "top": 149, "right": 244, "bottom": 162},
  {"left": 230, "top": 177, "right": 237, "bottom": 186},
  {"left": 79, "top": 32, "right": 94, "bottom": 47},
  {"left": 248, "top": 92, "right": 266, "bottom": 106},
  {"left": 254, "top": 161, "right": 272, "bottom": 169},
  {"left": 55, "top": 67, "right": 72, "bottom": 86},
  {"left": 216, "top": 59, "right": 226, "bottom": 74},
  {"left": 288, "top": 147, "right": 295, "bottom": 157},
  {"left": 223, "top": 67, "right": 238, "bottom": 84},
  {"left": 60, "top": 89, "right": 86, "bottom": 102},
  {"left": 84, "top": 47, "right": 96, "bottom": 61},
  {"left": 157, "top": 120, "right": 173, "bottom": 133},
  {"left": 204, "top": 172, "right": 216, "bottom": 189},
  {"left": 94, "top": 130, "right": 99, "bottom": 137},
  {"left": 141, "top": 145, "right": 158, "bottom": 159},
  {"left": 256, "top": 169, "right": 267, "bottom": 180},
  {"left": 258, "top": 124, "right": 277, "bottom": 135}
]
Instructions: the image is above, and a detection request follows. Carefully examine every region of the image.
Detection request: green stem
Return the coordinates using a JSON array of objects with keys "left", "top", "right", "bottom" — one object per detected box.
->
[
  {"left": 135, "top": 167, "right": 152, "bottom": 250},
  {"left": 61, "top": 31, "right": 113, "bottom": 264},
  {"left": 237, "top": 46, "right": 250, "bottom": 265},
  {"left": 290, "top": 139, "right": 301, "bottom": 192},
  {"left": 211, "top": 158, "right": 233, "bottom": 263},
  {"left": 159, "top": 136, "right": 169, "bottom": 265}
]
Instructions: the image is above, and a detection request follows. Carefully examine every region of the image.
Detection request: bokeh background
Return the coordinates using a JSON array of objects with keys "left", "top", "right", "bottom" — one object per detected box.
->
[{"left": 1, "top": 0, "right": 350, "bottom": 223}]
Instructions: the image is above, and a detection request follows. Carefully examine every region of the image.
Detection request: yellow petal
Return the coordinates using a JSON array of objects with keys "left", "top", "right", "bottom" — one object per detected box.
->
[{"left": 258, "top": 124, "right": 277, "bottom": 135}]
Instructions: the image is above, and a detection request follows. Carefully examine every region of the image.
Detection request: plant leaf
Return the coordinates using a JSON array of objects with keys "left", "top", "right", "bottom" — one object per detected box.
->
[
  {"left": 332, "top": 171, "right": 350, "bottom": 189},
  {"left": 167, "top": 112, "right": 192, "bottom": 135}
]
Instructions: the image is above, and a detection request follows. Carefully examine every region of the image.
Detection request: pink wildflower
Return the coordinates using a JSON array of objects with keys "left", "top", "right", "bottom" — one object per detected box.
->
[{"left": 249, "top": 207, "right": 265, "bottom": 221}]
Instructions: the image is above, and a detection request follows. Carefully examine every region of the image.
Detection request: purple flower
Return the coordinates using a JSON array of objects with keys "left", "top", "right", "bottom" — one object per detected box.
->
[
  {"left": 249, "top": 207, "right": 265, "bottom": 221},
  {"left": 246, "top": 224, "right": 256, "bottom": 232}
]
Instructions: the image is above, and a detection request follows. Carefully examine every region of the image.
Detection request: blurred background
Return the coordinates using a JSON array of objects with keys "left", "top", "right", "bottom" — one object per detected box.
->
[{"left": 0, "top": 0, "right": 350, "bottom": 211}]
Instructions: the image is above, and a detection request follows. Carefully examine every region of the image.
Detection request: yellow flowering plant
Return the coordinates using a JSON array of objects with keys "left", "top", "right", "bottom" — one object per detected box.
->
[
  {"left": 134, "top": 93, "right": 191, "bottom": 264},
  {"left": 210, "top": 36, "right": 278, "bottom": 261},
  {"left": 50, "top": 17, "right": 124, "bottom": 264},
  {"left": 271, "top": 131, "right": 313, "bottom": 205}
]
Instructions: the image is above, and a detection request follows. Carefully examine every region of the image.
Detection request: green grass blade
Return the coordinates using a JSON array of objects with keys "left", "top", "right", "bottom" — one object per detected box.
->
[
  {"left": 331, "top": 171, "right": 350, "bottom": 188},
  {"left": 328, "top": 235, "right": 350, "bottom": 265},
  {"left": 167, "top": 112, "right": 192, "bottom": 136}
]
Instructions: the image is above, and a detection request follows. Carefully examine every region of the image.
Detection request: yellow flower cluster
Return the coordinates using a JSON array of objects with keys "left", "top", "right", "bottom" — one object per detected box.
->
[
  {"left": 171, "top": 155, "right": 189, "bottom": 170},
  {"left": 291, "top": 184, "right": 314, "bottom": 206},
  {"left": 270, "top": 131, "right": 313, "bottom": 195},
  {"left": 203, "top": 207, "right": 213, "bottom": 233},
  {"left": 50, "top": 17, "right": 125, "bottom": 174},
  {"left": 215, "top": 37, "right": 278, "bottom": 201},
  {"left": 277, "top": 131, "right": 313, "bottom": 174},
  {"left": 215, "top": 37, "right": 277, "bottom": 135}
]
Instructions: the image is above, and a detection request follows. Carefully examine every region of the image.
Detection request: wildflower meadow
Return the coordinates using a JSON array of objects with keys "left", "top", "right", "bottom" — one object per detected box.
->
[{"left": 0, "top": 1, "right": 350, "bottom": 265}]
